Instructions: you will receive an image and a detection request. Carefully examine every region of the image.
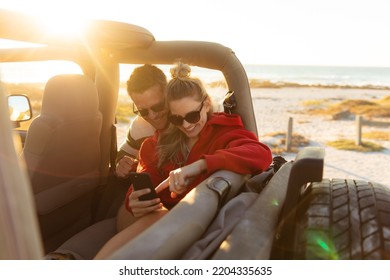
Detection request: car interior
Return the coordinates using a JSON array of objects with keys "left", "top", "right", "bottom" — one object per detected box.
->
[
  {"left": 1, "top": 8, "right": 261, "bottom": 258},
  {"left": 21, "top": 74, "right": 103, "bottom": 252},
  {"left": 2, "top": 9, "right": 347, "bottom": 260}
]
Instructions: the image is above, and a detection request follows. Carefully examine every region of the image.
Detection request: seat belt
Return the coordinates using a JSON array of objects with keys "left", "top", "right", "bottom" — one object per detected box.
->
[{"left": 110, "top": 124, "right": 118, "bottom": 172}]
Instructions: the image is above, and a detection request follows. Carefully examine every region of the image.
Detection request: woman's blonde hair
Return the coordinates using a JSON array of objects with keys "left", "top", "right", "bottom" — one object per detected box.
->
[{"left": 157, "top": 62, "right": 212, "bottom": 169}]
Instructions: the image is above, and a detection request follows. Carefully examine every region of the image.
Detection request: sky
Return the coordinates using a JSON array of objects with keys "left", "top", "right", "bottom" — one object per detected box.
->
[{"left": 1, "top": 0, "right": 390, "bottom": 67}]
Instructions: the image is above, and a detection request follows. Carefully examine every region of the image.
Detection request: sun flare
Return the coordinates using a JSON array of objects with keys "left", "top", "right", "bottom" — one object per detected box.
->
[
  {"left": 40, "top": 16, "right": 87, "bottom": 39},
  {"left": 2, "top": 4, "right": 89, "bottom": 40}
]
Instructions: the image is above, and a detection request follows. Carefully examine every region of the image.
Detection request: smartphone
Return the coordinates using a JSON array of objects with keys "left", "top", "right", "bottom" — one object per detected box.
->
[{"left": 129, "top": 172, "right": 158, "bottom": 201}]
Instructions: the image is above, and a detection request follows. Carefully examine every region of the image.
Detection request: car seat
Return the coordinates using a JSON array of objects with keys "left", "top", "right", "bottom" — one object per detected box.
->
[{"left": 21, "top": 74, "right": 103, "bottom": 253}]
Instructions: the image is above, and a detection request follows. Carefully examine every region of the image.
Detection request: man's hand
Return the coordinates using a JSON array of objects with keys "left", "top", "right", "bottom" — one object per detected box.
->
[{"left": 115, "top": 156, "right": 138, "bottom": 178}]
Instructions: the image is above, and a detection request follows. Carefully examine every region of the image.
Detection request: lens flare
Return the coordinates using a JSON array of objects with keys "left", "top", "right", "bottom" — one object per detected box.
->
[
  {"left": 306, "top": 230, "right": 339, "bottom": 260},
  {"left": 271, "top": 198, "right": 279, "bottom": 206}
]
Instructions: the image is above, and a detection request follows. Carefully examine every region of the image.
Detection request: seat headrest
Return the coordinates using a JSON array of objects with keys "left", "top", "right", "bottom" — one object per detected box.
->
[{"left": 41, "top": 74, "right": 99, "bottom": 119}]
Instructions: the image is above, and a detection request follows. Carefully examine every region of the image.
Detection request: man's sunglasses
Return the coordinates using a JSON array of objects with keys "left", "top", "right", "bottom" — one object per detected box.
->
[
  {"left": 133, "top": 101, "right": 165, "bottom": 117},
  {"left": 168, "top": 101, "right": 204, "bottom": 126}
]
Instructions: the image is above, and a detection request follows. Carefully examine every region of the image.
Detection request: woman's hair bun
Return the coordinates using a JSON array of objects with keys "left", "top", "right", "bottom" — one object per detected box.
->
[{"left": 170, "top": 62, "right": 191, "bottom": 79}]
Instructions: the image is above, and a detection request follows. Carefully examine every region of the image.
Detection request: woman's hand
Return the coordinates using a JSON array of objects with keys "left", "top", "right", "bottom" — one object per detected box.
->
[
  {"left": 127, "top": 188, "right": 162, "bottom": 217},
  {"left": 156, "top": 159, "right": 207, "bottom": 198}
]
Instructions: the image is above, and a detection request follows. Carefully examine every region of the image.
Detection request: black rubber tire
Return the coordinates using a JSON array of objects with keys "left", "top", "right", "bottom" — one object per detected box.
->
[{"left": 293, "top": 178, "right": 390, "bottom": 259}]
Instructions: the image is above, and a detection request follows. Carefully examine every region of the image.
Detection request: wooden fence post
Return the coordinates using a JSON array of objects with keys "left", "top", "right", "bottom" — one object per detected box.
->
[
  {"left": 356, "top": 115, "right": 362, "bottom": 146},
  {"left": 286, "top": 117, "right": 293, "bottom": 152}
]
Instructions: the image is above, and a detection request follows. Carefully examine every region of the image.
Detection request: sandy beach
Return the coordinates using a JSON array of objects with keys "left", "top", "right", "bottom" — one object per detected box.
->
[
  {"left": 252, "top": 87, "right": 390, "bottom": 187},
  {"left": 117, "top": 87, "right": 390, "bottom": 188}
]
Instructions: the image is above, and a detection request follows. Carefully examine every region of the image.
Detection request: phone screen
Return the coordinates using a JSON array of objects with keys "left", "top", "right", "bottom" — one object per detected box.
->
[{"left": 129, "top": 172, "right": 158, "bottom": 201}]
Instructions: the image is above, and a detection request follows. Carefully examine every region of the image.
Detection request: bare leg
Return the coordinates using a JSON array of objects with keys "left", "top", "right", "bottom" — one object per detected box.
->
[
  {"left": 94, "top": 209, "right": 168, "bottom": 259},
  {"left": 116, "top": 204, "right": 139, "bottom": 232}
]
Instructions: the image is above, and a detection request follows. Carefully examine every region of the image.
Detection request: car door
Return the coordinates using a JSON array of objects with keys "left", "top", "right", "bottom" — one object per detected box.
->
[{"left": 0, "top": 83, "right": 43, "bottom": 259}]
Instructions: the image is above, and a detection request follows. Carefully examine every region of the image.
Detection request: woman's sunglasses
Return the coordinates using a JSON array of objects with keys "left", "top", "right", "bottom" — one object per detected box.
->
[
  {"left": 168, "top": 101, "right": 204, "bottom": 126},
  {"left": 133, "top": 101, "right": 165, "bottom": 117}
]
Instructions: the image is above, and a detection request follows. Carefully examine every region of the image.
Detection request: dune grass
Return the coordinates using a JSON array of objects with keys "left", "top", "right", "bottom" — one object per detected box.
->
[
  {"left": 327, "top": 139, "right": 384, "bottom": 152},
  {"left": 116, "top": 102, "right": 134, "bottom": 123},
  {"left": 207, "top": 78, "right": 390, "bottom": 90},
  {"left": 362, "top": 131, "right": 390, "bottom": 141},
  {"left": 303, "top": 95, "right": 390, "bottom": 119},
  {"left": 263, "top": 132, "right": 310, "bottom": 154},
  {"left": 208, "top": 80, "right": 228, "bottom": 88},
  {"left": 301, "top": 99, "right": 329, "bottom": 107}
]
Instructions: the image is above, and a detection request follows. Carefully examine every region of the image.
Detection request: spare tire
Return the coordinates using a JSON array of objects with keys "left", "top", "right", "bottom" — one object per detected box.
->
[{"left": 293, "top": 178, "right": 390, "bottom": 259}]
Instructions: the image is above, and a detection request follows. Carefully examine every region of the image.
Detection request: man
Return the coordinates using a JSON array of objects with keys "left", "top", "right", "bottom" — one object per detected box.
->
[
  {"left": 115, "top": 64, "right": 169, "bottom": 178},
  {"left": 114, "top": 64, "right": 170, "bottom": 232}
]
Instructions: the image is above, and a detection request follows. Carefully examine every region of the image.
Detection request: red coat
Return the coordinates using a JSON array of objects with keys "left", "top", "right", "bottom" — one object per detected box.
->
[{"left": 125, "top": 113, "right": 272, "bottom": 211}]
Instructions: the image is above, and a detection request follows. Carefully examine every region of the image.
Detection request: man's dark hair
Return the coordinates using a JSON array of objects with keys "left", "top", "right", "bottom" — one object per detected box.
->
[{"left": 126, "top": 64, "right": 167, "bottom": 97}]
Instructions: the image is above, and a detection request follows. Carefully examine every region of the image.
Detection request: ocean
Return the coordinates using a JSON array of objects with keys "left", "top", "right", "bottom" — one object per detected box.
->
[
  {"left": 2, "top": 62, "right": 390, "bottom": 89},
  {"left": 243, "top": 64, "right": 390, "bottom": 89}
]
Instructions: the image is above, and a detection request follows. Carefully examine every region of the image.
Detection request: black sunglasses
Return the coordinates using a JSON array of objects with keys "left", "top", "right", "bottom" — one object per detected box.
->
[
  {"left": 133, "top": 101, "right": 165, "bottom": 117},
  {"left": 168, "top": 101, "right": 204, "bottom": 126}
]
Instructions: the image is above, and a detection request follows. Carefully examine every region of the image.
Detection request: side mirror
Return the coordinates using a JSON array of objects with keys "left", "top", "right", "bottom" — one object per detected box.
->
[{"left": 8, "top": 94, "right": 33, "bottom": 122}]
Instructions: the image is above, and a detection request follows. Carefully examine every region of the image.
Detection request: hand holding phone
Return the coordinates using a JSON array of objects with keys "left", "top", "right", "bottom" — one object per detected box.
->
[{"left": 129, "top": 172, "right": 158, "bottom": 201}]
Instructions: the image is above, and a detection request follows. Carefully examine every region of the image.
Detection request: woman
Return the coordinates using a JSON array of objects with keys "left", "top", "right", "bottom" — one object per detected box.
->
[{"left": 95, "top": 63, "right": 272, "bottom": 259}]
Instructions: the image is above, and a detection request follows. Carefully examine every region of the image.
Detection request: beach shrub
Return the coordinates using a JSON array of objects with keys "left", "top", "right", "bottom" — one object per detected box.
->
[
  {"left": 301, "top": 99, "right": 332, "bottom": 110},
  {"left": 249, "top": 79, "right": 282, "bottom": 88},
  {"left": 208, "top": 80, "right": 227, "bottom": 88},
  {"left": 363, "top": 131, "right": 390, "bottom": 141},
  {"left": 262, "top": 132, "right": 310, "bottom": 154},
  {"left": 115, "top": 105, "right": 132, "bottom": 123},
  {"left": 327, "top": 139, "right": 384, "bottom": 152},
  {"left": 247, "top": 79, "right": 390, "bottom": 90},
  {"left": 116, "top": 98, "right": 135, "bottom": 124},
  {"left": 381, "top": 95, "right": 390, "bottom": 106},
  {"left": 306, "top": 97, "right": 390, "bottom": 119}
]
